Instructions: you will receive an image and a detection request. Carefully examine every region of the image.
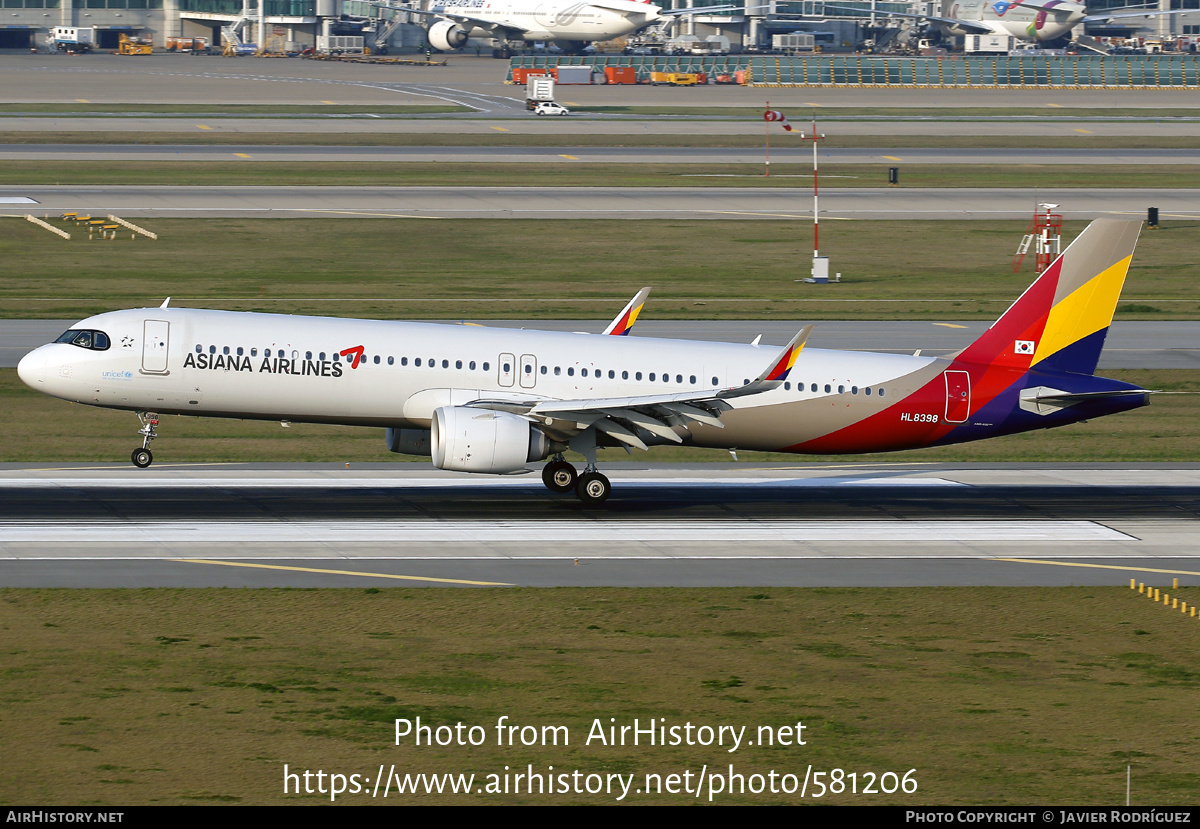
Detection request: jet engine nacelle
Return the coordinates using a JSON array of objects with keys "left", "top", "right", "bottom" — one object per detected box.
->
[
  {"left": 431, "top": 406, "right": 553, "bottom": 474},
  {"left": 428, "top": 19, "right": 470, "bottom": 51}
]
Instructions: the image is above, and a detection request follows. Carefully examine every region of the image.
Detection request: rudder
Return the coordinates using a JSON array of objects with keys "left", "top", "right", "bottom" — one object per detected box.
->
[{"left": 955, "top": 219, "right": 1142, "bottom": 376}]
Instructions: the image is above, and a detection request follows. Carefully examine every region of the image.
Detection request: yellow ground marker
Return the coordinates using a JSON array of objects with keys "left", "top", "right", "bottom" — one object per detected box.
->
[
  {"left": 234, "top": 153, "right": 251, "bottom": 158},
  {"left": 1046, "top": 103, "right": 1064, "bottom": 108},
  {"left": 559, "top": 154, "right": 579, "bottom": 160},
  {"left": 934, "top": 323, "right": 968, "bottom": 329},
  {"left": 1074, "top": 128, "right": 1093, "bottom": 134},
  {"left": 997, "top": 558, "right": 1200, "bottom": 578},
  {"left": 490, "top": 126, "right": 509, "bottom": 132},
  {"left": 177, "top": 559, "right": 513, "bottom": 587},
  {"left": 321, "top": 100, "right": 336, "bottom": 104},
  {"left": 197, "top": 125, "right": 213, "bottom": 130},
  {"left": 805, "top": 102, "right": 822, "bottom": 107},
  {"left": 76, "top": 99, "right": 90, "bottom": 103},
  {"left": 883, "top": 155, "right": 902, "bottom": 161}
]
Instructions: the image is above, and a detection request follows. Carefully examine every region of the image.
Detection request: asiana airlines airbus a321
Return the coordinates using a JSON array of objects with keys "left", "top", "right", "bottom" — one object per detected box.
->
[{"left": 18, "top": 219, "right": 1151, "bottom": 505}]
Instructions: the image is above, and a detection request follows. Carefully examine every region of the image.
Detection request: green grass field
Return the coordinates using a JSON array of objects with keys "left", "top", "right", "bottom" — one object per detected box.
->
[
  {"left": 3, "top": 160, "right": 1197, "bottom": 190},
  {"left": 3, "top": 586, "right": 1198, "bottom": 804},
  {"left": 4, "top": 218, "right": 1198, "bottom": 321}
]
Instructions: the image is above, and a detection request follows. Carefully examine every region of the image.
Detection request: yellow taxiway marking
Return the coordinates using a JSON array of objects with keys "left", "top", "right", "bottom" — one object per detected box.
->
[
  {"left": 805, "top": 102, "right": 822, "bottom": 107},
  {"left": 933, "top": 323, "right": 968, "bottom": 329},
  {"left": 490, "top": 126, "right": 509, "bottom": 132},
  {"left": 178, "top": 559, "right": 513, "bottom": 586},
  {"left": 197, "top": 125, "right": 213, "bottom": 130},
  {"left": 883, "top": 155, "right": 903, "bottom": 161},
  {"left": 997, "top": 558, "right": 1200, "bottom": 578},
  {"left": 234, "top": 153, "right": 251, "bottom": 158},
  {"left": 1046, "top": 103, "right": 1064, "bottom": 108},
  {"left": 76, "top": 99, "right": 90, "bottom": 103},
  {"left": 1074, "top": 128, "right": 1093, "bottom": 134},
  {"left": 559, "top": 154, "right": 579, "bottom": 160},
  {"left": 321, "top": 100, "right": 336, "bottom": 104}
]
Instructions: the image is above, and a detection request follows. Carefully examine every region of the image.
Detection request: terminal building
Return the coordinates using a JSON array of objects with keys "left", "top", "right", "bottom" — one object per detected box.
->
[{"left": 0, "top": 0, "right": 1196, "bottom": 52}]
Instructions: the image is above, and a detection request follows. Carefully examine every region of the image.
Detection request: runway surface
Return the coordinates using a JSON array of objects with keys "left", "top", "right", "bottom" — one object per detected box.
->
[
  {"left": 4, "top": 145, "right": 1197, "bottom": 164},
  {"left": 6, "top": 320, "right": 1198, "bottom": 369},
  {"left": 3, "top": 185, "right": 1194, "bottom": 219},
  {"left": 2, "top": 463, "right": 1198, "bottom": 588}
]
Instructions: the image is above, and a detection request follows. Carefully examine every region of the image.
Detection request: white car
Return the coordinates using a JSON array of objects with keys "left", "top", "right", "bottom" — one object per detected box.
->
[{"left": 533, "top": 102, "right": 570, "bottom": 116}]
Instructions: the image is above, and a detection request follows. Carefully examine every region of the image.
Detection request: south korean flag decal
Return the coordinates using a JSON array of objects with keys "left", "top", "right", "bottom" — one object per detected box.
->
[{"left": 1014, "top": 339, "right": 1036, "bottom": 355}]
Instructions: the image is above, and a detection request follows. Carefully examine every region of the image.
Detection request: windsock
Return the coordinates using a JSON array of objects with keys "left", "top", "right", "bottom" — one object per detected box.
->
[{"left": 763, "top": 110, "right": 792, "bottom": 131}]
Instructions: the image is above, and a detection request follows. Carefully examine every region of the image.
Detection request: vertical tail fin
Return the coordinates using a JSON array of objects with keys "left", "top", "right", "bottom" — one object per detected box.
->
[{"left": 955, "top": 219, "right": 1141, "bottom": 376}]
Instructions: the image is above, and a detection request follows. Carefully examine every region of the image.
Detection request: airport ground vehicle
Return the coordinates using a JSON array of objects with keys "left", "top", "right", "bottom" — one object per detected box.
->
[{"left": 533, "top": 102, "right": 570, "bottom": 116}]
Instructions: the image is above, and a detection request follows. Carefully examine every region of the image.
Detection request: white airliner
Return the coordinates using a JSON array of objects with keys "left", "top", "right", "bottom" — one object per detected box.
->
[
  {"left": 828, "top": 0, "right": 1193, "bottom": 45},
  {"left": 18, "top": 220, "right": 1151, "bottom": 505},
  {"left": 400, "top": 0, "right": 737, "bottom": 53}
]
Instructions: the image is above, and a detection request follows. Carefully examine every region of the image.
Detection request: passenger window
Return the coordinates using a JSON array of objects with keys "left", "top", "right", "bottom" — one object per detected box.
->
[
  {"left": 305, "top": 351, "right": 312, "bottom": 360},
  {"left": 483, "top": 362, "right": 490, "bottom": 371},
  {"left": 374, "top": 355, "right": 381, "bottom": 365},
  {"left": 622, "top": 371, "right": 629, "bottom": 380},
  {"left": 676, "top": 375, "right": 682, "bottom": 384},
  {"left": 251, "top": 348, "right": 257, "bottom": 357},
  {"left": 649, "top": 373, "right": 656, "bottom": 381},
  {"left": 541, "top": 366, "right": 547, "bottom": 375},
  {"left": 581, "top": 368, "right": 588, "bottom": 377},
  {"left": 236, "top": 347, "right": 243, "bottom": 357},
  {"left": 442, "top": 359, "right": 449, "bottom": 368},
  {"left": 415, "top": 358, "right": 421, "bottom": 367},
  {"left": 223, "top": 346, "right": 230, "bottom": 355},
  {"left": 879, "top": 388, "right": 886, "bottom": 398},
  {"left": 194, "top": 344, "right": 202, "bottom": 354},
  {"left": 636, "top": 372, "right": 643, "bottom": 381},
  {"left": 554, "top": 366, "right": 561, "bottom": 376},
  {"left": 568, "top": 367, "right": 575, "bottom": 376},
  {"left": 852, "top": 386, "right": 858, "bottom": 395},
  {"left": 470, "top": 361, "right": 477, "bottom": 370},
  {"left": 712, "top": 376, "right": 718, "bottom": 386},
  {"left": 401, "top": 357, "right": 408, "bottom": 366},
  {"left": 388, "top": 356, "right": 394, "bottom": 365},
  {"left": 838, "top": 385, "right": 845, "bottom": 394},
  {"left": 784, "top": 382, "right": 791, "bottom": 390},
  {"left": 689, "top": 375, "right": 696, "bottom": 384},
  {"left": 824, "top": 384, "right": 831, "bottom": 393},
  {"left": 811, "top": 383, "right": 817, "bottom": 392},
  {"left": 456, "top": 360, "right": 462, "bottom": 369},
  {"left": 209, "top": 345, "right": 216, "bottom": 354},
  {"left": 865, "top": 387, "right": 872, "bottom": 396},
  {"left": 609, "top": 370, "right": 615, "bottom": 379}
]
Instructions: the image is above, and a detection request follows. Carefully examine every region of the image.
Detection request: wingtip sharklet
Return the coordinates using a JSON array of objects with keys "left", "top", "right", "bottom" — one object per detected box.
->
[{"left": 602, "top": 287, "right": 652, "bottom": 336}]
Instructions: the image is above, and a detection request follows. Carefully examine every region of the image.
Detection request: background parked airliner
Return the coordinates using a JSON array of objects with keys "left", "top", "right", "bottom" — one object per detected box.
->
[
  {"left": 18, "top": 220, "right": 1149, "bottom": 505},
  {"left": 830, "top": 0, "right": 1191, "bottom": 45},
  {"left": 399, "top": 0, "right": 736, "bottom": 53}
]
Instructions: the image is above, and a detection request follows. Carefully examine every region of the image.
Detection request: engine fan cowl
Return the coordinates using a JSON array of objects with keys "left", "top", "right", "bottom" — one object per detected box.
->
[
  {"left": 432, "top": 406, "right": 552, "bottom": 474},
  {"left": 428, "top": 19, "right": 470, "bottom": 51}
]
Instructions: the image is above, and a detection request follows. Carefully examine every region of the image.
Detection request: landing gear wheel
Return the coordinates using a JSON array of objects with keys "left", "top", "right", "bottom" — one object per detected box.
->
[
  {"left": 542, "top": 460, "right": 578, "bottom": 493},
  {"left": 575, "top": 471, "right": 610, "bottom": 505},
  {"left": 131, "top": 448, "right": 153, "bottom": 468}
]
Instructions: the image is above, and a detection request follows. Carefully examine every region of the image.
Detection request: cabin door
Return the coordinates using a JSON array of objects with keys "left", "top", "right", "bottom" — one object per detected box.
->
[{"left": 141, "top": 320, "right": 170, "bottom": 375}]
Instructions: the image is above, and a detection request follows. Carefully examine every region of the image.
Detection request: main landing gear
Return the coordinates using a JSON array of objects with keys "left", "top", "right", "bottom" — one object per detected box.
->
[
  {"left": 541, "top": 454, "right": 611, "bottom": 505},
  {"left": 131, "top": 411, "right": 159, "bottom": 468}
]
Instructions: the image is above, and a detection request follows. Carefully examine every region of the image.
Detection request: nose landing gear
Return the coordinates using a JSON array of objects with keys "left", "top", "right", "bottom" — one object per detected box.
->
[{"left": 132, "top": 412, "right": 159, "bottom": 468}]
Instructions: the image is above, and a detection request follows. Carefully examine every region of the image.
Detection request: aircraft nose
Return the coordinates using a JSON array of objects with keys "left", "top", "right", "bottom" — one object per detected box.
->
[{"left": 17, "top": 346, "right": 48, "bottom": 389}]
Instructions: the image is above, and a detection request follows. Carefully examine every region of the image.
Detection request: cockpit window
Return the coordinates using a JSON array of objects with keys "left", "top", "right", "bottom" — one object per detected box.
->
[{"left": 55, "top": 329, "right": 110, "bottom": 351}]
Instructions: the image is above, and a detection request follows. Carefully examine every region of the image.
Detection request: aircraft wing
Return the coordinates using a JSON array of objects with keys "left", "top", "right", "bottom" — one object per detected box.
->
[
  {"left": 1083, "top": 7, "right": 1193, "bottom": 23},
  {"left": 467, "top": 325, "right": 813, "bottom": 448},
  {"left": 394, "top": 4, "right": 532, "bottom": 34},
  {"left": 818, "top": 4, "right": 993, "bottom": 34},
  {"left": 656, "top": 4, "right": 742, "bottom": 17}
]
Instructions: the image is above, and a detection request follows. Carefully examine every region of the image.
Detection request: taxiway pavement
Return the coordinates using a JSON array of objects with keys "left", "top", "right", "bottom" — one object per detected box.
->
[{"left": 3, "top": 185, "right": 1194, "bottom": 219}]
